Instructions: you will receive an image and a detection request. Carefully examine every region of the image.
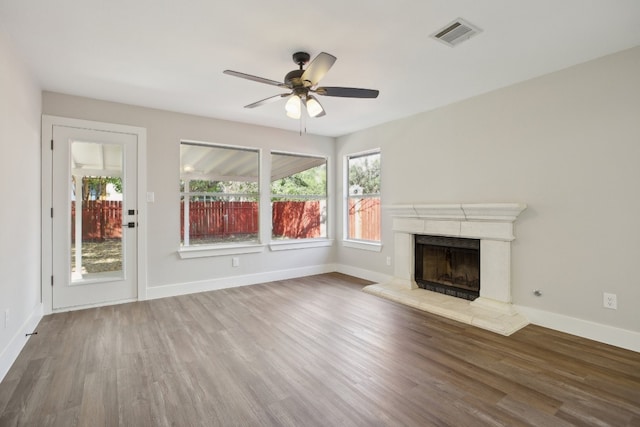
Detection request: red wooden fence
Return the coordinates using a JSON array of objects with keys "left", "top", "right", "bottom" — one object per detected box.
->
[
  {"left": 179, "top": 200, "right": 322, "bottom": 240},
  {"left": 272, "top": 201, "right": 322, "bottom": 239},
  {"left": 71, "top": 200, "right": 122, "bottom": 242},
  {"left": 348, "top": 197, "right": 381, "bottom": 241},
  {"left": 180, "top": 201, "right": 259, "bottom": 239},
  {"left": 72, "top": 198, "right": 380, "bottom": 243}
]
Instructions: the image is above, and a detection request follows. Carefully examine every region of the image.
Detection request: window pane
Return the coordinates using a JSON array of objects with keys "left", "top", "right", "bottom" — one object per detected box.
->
[
  {"left": 180, "top": 142, "right": 259, "bottom": 246},
  {"left": 348, "top": 152, "right": 380, "bottom": 196},
  {"left": 347, "top": 152, "right": 381, "bottom": 242},
  {"left": 70, "top": 141, "right": 124, "bottom": 282},
  {"left": 271, "top": 153, "right": 327, "bottom": 239}
]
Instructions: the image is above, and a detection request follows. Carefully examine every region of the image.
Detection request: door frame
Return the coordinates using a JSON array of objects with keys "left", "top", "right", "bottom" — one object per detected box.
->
[{"left": 41, "top": 115, "right": 148, "bottom": 314}]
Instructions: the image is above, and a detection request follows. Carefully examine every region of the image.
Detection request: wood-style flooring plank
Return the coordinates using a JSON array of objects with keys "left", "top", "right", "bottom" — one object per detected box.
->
[{"left": 1, "top": 272, "right": 639, "bottom": 426}]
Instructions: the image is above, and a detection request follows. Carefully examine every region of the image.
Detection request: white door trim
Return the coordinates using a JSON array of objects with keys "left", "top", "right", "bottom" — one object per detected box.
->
[{"left": 41, "top": 115, "right": 148, "bottom": 314}]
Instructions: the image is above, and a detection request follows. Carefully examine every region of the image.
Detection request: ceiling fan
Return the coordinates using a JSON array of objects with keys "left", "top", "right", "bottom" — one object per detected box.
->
[{"left": 223, "top": 52, "right": 379, "bottom": 119}]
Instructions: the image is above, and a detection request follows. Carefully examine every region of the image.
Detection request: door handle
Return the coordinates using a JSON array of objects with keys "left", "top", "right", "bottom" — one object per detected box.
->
[{"left": 122, "top": 222, "right": 136, "bottom": 228}]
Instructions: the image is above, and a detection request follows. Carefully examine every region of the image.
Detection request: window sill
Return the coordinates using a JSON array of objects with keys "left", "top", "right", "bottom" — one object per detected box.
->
[
  {"left": 178, "top": 243, "right": 265, "bottom": 259},
  {"left": 342, "top": 239, "right": 383, "bottom": 252},
  {"left": 269, "top": 239, "right": 334, "bottom": 251}
]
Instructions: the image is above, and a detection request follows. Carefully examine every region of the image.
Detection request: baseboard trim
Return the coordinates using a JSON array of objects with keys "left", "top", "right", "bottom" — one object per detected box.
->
[
  {"left": 145, "top": 264, "right": 337, "bottom": 300},
  {"left": 516, "top": 305, "right": 640, "bottom": 353},
  {"left": 334, "top": 264, "right": 393, "bottom": 285},
  {"left": 0, "top": 302, "right": 43, "bottom": 383}
]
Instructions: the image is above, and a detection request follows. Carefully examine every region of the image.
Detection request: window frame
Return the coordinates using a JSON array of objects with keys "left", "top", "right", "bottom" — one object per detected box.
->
[
  {"left": 178, "top": 140, "right": 263, "bottom": 257},
  {"left": 343, "top": 149, "right": 382, "bottom": 251},
  {"left": 269, "top": 150, "right": 329, "bottom": 242}
]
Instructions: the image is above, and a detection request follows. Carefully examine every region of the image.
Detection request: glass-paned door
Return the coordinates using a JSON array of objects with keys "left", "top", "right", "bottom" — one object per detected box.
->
[{"left": 52, "top": 125, "right": 138, "bottom": 309}]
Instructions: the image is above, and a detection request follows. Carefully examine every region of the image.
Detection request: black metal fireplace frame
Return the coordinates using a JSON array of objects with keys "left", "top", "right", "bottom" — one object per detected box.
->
[{"left": 414, "top": 235, "right": 480, "bottom": 301}]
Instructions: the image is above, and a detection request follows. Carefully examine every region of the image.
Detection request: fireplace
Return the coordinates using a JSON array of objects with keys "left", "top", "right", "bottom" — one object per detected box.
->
[
  {"left": 362, "top": 203, "right": 529, "bottom": 335},
  {"left": 415, "top": 235, "right": 480, "bottom": 301}
]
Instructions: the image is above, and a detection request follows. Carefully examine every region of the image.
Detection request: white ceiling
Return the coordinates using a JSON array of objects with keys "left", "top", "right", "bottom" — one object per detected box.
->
[{"left": 2, "top": 1, "right": 640, "bottom": 137}]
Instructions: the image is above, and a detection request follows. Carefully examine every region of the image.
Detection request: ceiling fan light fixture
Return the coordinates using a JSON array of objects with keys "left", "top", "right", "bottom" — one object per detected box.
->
[
  {"left": 285, "top": 95, "right": 301, "bottom": 119},
  {"left": 305, "top": 96, "right": 324, "bottom": 118}
]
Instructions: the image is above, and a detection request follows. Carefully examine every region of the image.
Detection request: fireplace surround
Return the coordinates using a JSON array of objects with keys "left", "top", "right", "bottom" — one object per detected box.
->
[{"left": 363, "top": 203, "right": 529, "bottom": 335}]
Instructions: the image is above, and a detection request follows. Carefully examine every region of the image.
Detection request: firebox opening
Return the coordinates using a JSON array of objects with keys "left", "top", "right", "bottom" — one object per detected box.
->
[{"left": 415, "top": 235, "right": 480, "bottom": 301}]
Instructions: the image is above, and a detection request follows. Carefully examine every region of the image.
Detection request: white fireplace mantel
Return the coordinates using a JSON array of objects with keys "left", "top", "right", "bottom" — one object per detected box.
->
[
  {"left": 390, "top": 203, "right": 526, "bottom": 242},
  {"left": 389, "top": 203, "right": 527, "bottom": 223},
  {"left": 363, "top": 203, "right": 529, "bottom": 335}
]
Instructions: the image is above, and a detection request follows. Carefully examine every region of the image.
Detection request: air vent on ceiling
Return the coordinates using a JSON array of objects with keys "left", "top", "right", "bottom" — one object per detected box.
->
[{"left": 431, "top": 18, "right": 482, "bottom": 47}]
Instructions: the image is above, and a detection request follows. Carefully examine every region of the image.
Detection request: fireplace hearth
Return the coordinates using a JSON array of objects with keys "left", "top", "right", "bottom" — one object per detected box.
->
[{"left": 415, "top": 235, "right": 480, "bottom": 301}]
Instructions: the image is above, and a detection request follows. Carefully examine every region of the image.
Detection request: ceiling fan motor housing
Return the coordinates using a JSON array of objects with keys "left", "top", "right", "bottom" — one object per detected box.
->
[
  {"left": 284, "top": 69, "right": 306, "bottom": 88},
  {"left": 286, "top": 52, "right": 312, "bottom": 88}
]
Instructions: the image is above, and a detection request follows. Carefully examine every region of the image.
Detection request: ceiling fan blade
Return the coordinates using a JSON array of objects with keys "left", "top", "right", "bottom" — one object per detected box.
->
[
  {"left": 301, "top": 52, "right": 337, "bottom": 86},
  {"left": 315, "top": 86, "right": 379, "bottom": 98},
  {"left": 244, "top": 93, "right": 290, "bottom": 109},
  {"left": 223, "top": 70, "right": 288, "bottom": 88}
]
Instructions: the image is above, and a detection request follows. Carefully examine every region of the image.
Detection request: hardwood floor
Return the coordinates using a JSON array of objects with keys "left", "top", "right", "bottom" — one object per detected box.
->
[{"left": 1, "top": 273, "right": 639, "bottom": 426}]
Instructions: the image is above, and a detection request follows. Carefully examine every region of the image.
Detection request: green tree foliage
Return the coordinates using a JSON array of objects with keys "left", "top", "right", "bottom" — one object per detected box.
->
[
  {"left": 181, "top": 179, "right": 222, "bottom": 193},
  {"left": 181, "top": 179, "right": 259, "bottom": 201},
  {"left": 349, "top": 154, "right": 380, "bottom": 195},
  {"left": 76, "top": 176, "right": 122, "bottom": 200},
  {"left": 271, "top": 165, "right": 327, "bottom": 197},
  {"left": 219, "top": 181, "right": 259, "bottom": 195}
]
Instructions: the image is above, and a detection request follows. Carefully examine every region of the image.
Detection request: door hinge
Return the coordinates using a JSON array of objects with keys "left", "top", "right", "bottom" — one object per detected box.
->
[
  {"left": 51, "top": 276, "right": 54, "bottom": 287},
  {"left": 51, "top": 139, "right": 54, "bottom": 150},
  {"left": 51, "top": 207, "right": 53, "bottom": 218}
]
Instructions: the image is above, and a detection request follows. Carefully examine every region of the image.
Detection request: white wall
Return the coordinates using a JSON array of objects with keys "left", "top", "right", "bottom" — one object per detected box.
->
[
  {"left": 0, "top": 35, "right": 43, "bottom": 380},
  {"left": 337, "top": 46, "right": 640, "bottom": 338},
  {"left": 42, "top": 93, "right": 336, "bottom": 297}
]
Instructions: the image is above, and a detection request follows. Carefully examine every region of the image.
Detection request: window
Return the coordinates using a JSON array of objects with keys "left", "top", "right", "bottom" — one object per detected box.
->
[
  {"left": 180, "top": 142, "right": 259, "bottom": 247},
  {"left": 271, "top": 152, "right": 327, "bottom": 240},
  {"left": 346, "top": 151, "right": 380, "bottom": 242}
]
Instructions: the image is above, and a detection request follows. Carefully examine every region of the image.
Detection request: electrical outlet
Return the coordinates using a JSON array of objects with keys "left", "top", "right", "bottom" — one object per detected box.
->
[
  {"left": 603, "top": 292, "right": 617, "bottom": 310},
  {"left": 386, "top": 256, "right": 391, "bottom": 266},
  {"left": 232, "top": 257, "right": 240, "bottom": 267}
]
